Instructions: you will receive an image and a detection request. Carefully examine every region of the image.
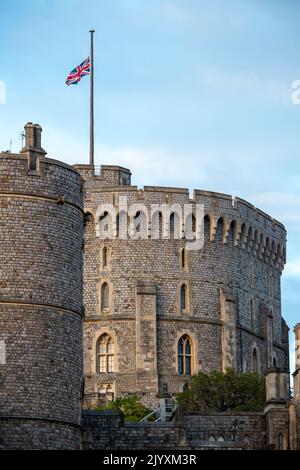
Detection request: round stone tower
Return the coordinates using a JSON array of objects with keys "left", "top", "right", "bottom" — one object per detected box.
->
[
  {"left": 0, "top": 123, "right": 84, "bottom": 449},
  {"left": 75, "top": 164, "right": 288, "bottom": 409}
]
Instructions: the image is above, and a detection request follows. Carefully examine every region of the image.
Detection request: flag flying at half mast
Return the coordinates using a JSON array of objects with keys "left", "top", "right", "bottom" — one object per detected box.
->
[
  {"left": 66, "top": 57, "right": 90, "bottom": 86},
  {"left": 65, "top": 29, "right": 95, "bottom": 165}
]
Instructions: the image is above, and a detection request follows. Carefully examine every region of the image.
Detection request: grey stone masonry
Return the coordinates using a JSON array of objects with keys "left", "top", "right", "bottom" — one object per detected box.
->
[
  {"left": 82, "top": 410, "right": 268, "bottom": 450},
  {"left": 0, "top": 124, "right": 84, "bottom": 449},
  {"left": 75, "top": 163, "right": 288, "bottom": 409}
]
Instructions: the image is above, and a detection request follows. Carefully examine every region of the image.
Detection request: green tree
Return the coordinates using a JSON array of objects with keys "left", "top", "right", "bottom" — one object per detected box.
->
[
  {"left": 177, "top": 369, "right": 266, "bottom": 412},
  {"left": 95, "top": 395, "right": 152, "bottom": 422}
]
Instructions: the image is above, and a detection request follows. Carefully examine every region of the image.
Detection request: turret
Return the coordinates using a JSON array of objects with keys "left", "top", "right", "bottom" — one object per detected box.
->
[{"left": 0, "top": 123, "right": 84, "bottom": 449}]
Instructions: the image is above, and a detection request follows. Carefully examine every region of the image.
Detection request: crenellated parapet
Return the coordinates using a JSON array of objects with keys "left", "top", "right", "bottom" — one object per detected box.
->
[
  {"left": 193, "top": 190, "right": 286, "bottom": 272},
  {"left": 77, "top": 164, "right": 288, "bottom": 408},
  {"left": 77, "top": 166, "right": 286, "bottom": 273}
]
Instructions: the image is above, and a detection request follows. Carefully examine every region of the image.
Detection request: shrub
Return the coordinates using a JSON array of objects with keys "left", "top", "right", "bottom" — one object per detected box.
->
[
  {"left": 177, "top": 369, "right": 266, "bottom": 412},
  {"left": 95, "top": 395, "right": 152, "bottom": 422}
]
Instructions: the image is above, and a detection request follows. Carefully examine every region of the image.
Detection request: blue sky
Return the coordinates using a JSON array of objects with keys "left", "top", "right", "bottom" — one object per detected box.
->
[{"left": 0, "top": 0, "right": 299, "bottom": 369}]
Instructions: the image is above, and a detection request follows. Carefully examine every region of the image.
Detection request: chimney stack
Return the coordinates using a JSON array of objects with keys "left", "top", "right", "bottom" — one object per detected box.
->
[{"left": 20, "top": 122, "right": 46, "bottom": 172}]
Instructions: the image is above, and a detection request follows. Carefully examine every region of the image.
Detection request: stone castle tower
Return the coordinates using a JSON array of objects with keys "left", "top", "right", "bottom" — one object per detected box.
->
[
  {"left": 0, "top": 123, "right": 296, "bottom": 449},
  {"left": 73, "top": 162, "right": 289, "bottom": 408},
  {"left": 0, "top": 124, "right": 84, "bottom": 449}
]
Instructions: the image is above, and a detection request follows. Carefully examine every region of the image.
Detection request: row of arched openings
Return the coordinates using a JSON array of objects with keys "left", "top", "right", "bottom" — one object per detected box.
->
[
  {"left": 100, "top": 281, "right": 188, "bottom": 313},
  {"left": 101, "top": 246, "right": 187, "bottom": 270},
  {"left": 96, "top": 335, "right": 268, "bottom": 378},
  {"left": 94, "top": 211, "right": 284, "bottom": 265},
  {"left": 96, "top": 333, "right": 193, "bottom": 376},
  {"left": 98, "top": 210, "right": 197, "bottom": 239}
]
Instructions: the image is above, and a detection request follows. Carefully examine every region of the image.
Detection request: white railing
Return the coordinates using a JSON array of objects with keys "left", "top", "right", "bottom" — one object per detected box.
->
[{"left": 140, "top": 402, "right": 178, "bottom": 423}]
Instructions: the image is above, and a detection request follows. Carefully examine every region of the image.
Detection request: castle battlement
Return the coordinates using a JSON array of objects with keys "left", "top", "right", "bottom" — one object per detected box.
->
[
  {"left": 0, "top": 123, "right": 296, "bottom": 450},
  {"left": 74, "top": 164, "right": 286, "bottom": 272}
]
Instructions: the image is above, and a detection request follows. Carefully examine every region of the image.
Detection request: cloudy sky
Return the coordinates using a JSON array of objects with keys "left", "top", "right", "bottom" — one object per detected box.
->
[{"left": 1, "top": 0, "right": 299, "bottom": 369}]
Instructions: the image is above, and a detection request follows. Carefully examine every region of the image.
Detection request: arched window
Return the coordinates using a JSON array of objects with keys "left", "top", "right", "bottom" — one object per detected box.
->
[
  {"left": 275, "top": 244, "right": 281, "bottom": 266},
  {"left": 278, "top": 432, "right": 283, "bottom": 450},
  {"left": 101, "top": 282, "right": 109, "bottom": 311},
  {"left": 132, "top": 210, "right": 147, "bottom": 239},
  {"left": 208, "top": 435, "right": 216, "bottom": 443},
  {"left": 252, "top": 348, "right": 259, "bottom": 374},
  {"left": 247, "top": 226, "right": 253, "bottom": 250},
  {"left": 169, "top": 211, "right": 181, "bottom": 239},
  {"left": 216, "top": 218, "right": 224, "bottom": 244},
  {"left": 134, "top": 211, "right": 141, "bottom": 233},
  {"left": 99, "top": 211, "right": 113, "bottom": 239},
  {"left": 185, "top": 212, "right": 196, "bottom": 240},
  {"left": 253, "top": 230, "right": 258, "bottom": 252},
  {"left": 192, "top": 214, "right": 196, "bottom": 234},
  {"left": 243, "top": 435, "right": 250, "bottom": 449},
  {"left": 228, "top": 220, "right": 237, "bottom": 246},
  {"left": 181, "top": 248, "right": 186, "bottom": 270},
  {"left": 98, "top": 383, "right": 114, "bottom": 404},
  {"left": 204, "top": 215, "right": 211, "bottom": 244},
  {"left": 158, "top": 212, "right": 163, "bottom": 238},
  {"left": 250, "top": 298, "right": 255, "bottom": 330},
  {"left": 217, "top": 435, "right": 225, "bottom": 443},
  {"left": 240, "top": 223, "right": 247, "bottom": 248},
  {"left": 106, "top": 384, "right": 114, "bottom": 401},
  {"left": 170, "top": 213, "right": 175, "bottom": 239},
  {"left": 249, "top": 263, "right": 254, "bottom": 287},
  {"left": 116, "top": 213, "right": 120, "bottom": 238},
  {"left": 180, "top": 284, "right": 187, "bottom": 312},
  {"left": 151, "top": 211, "right": 163, "bottom": 239},
  {"left": 178, "top": 335, "right": 192, "bottom": 375},
  {"left": 97, "top": 334, "right": 114, "bottom": 373},
  {"left": 102, "top": 247, "right": 108, "bottom": 268}
]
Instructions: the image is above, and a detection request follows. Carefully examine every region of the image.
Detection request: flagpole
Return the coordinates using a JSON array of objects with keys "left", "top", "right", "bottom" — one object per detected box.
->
[{"left": 89, "top": 29, "right": 95, "bottom": 166}]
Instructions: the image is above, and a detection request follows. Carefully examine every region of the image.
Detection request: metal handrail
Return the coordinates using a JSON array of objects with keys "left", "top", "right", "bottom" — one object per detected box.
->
[
  {"left": 140, "top": 407, "right": 161, "bottom": 423},
  {"left": 140, "top": 403, "right": 178, "bottom": 423}
]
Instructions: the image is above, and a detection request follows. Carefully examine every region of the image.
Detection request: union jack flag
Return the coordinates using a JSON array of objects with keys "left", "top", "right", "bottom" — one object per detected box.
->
[{"left": 66, "top": 57, "right": 90, "bottom": 86}]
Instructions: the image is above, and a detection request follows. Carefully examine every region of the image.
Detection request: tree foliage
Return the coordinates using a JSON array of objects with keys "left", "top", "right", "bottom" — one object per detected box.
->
[
  {"left": 95, "top": 395, "right": 152, "bottom": 422},
  {"left": 177, "top": 369, "right": 266, "bottom": 412}
]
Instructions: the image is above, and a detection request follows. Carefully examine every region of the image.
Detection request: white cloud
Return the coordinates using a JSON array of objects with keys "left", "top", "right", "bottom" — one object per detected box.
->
[
  {"left": 161, "top": 2, "right": 189, "bottom": 23},
  {"left": 284, "top": 259, "right": 300, "bottom": 278},
  {"left": 199, "top": 68, "right": 290, "bottom": 103},
  {"left": 249, "top": 192, "right": 300, "bottom": 230},
  {"left": 43, "top": 125, "right": 215, "bottom": 188},
  {"left": 251, "top": 192, "right": 300, "bottom": 207},
  {"left": 95, "top": 145, "right": 213, "bottom": 189}
]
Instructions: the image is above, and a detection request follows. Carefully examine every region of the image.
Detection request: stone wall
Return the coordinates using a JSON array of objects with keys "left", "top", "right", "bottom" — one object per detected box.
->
[
  {"left": 81, "top": 410, "right": 268, "bottom": 450},
  {"left": 77, "top": 164, "right": 288, "bottom": 409},
  {"left": 0, "top": 138, "right": 84, "bottom": 449},
  {"left": 0, "top": 419, "right": 81, "bottom": 450},
  {"left": 296, "top": 401, "right": 300, "bottom": 449},
  {"left": 182, "top": 411, "right": 267, "bottom": 449}
]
